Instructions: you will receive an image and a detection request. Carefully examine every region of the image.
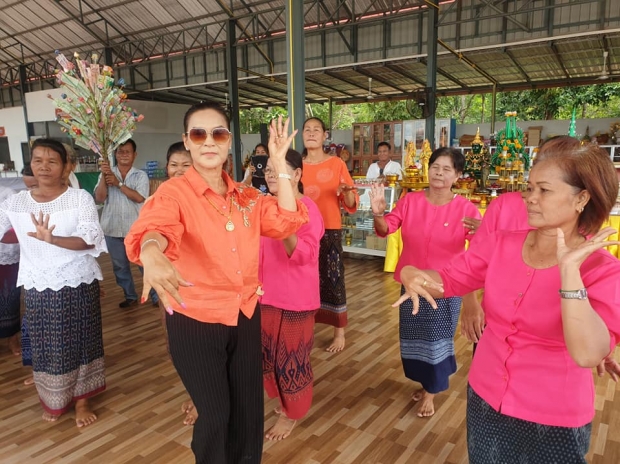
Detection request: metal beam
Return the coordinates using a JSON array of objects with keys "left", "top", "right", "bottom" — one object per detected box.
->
[
  {"left": 479, "top": 0, "right": 531, "bottom": 32},
  {"left": 226, "top": 19, "right": 243, "bottom": 181},
  {"left": 286, "top": 0, "right": 306, "bottom": 150},
  {"left": 426, "top": 0, "right": 438, "bottom": 148},
  {"left": 324, "top": 70, "right": 368, "bottom": 92},
  {"left": 18, "top": 64, "right": 34, "bottom": 139},
  {"left": 215, "top": 0, "right": 275, "bottom": 75},
  {"left": 504, "top": 49, "right": 531, "bottom": 83},
  {"left": 239, "top": 83, "right": 289, "bottom": 102},
  {"left": 355, "top": 67, "right": 409, "bottom": 93},
  {"left": 384, "top": 64, "right": 427, "bottom": 87},
  {"left": 549, "top": 42, "right": 571, "bottom": 79},
  {"left": 305, "top": 75, "right": 359, "bottom": 98},
  {"left": 419, "top": 58, "right": 470, "bottom": 90}
]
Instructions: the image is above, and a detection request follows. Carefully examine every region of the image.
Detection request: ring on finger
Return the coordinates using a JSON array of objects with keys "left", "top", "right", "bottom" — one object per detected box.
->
[{"left": 422, "top": 280, "right": 427, "bottom": 287}]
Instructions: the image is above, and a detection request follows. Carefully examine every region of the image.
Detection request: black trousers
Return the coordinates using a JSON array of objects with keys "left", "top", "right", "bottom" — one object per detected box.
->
[{"left": 166, "top": 308, "right": 263, "bottom": 464}]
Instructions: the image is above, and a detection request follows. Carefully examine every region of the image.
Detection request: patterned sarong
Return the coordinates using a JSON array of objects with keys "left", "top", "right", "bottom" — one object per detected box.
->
[
  {"left": 315, "top": 229, "right": 347, "bottom": 328},
  {"left": 24, "top": 280, "right": 105, "bottom": 414},
  {"left": 399, "top": 286, "right": 461, "bottom": 394},
  {"left": 262, "top": 305, "right": 316, "bottom": 420}
]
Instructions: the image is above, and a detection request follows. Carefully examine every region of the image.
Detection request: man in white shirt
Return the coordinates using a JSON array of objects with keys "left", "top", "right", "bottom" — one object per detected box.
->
[
  {"left": 366, "top": 142, "right": 402, "bottom": 179},
  {"left": 94, "top": 139, "right": 155, "bottom": 308}
]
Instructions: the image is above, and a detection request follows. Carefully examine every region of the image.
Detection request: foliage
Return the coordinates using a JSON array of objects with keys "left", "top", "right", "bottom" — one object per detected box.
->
[{"left": 238, "top": 84, "right": 620, "bottom": 133}]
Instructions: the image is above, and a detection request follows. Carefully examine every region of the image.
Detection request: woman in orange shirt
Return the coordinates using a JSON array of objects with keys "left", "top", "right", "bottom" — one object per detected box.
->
[
  {"left": 302, "top": 117, "right": 358, "bottom": 352},
  {"left": 125, "top": 103, "right": 308, "bottom": 464}
]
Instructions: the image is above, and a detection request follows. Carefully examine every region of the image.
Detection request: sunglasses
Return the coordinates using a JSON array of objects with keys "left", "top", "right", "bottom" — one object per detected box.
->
[{"left": 186, "top": 127, "right": 232, "bottom": 146}]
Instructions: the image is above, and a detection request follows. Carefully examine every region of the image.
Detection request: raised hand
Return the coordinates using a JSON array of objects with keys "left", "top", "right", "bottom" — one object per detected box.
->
[
  {"left": 268, "top": 116, "right": 297, "bottom": 163},
  {"left": 369, "top": 183, "right": 387, "bottom": 215},
  {"left": 557, "top": 227, "right": 620, "bottom": 268},
  {"left": 27, "top": 211, "right": 56, "bottom": 244}
]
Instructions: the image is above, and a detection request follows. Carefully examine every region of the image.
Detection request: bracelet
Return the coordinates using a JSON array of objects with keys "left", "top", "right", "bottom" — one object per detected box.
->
[
  {"left": 278, "top": 173, "right": 292, "bottom": 180},
  {"left": 558, "top": 288, "right": 588, "bottom": 300},
  {"left": 140, "top": 238, "right": 161, "bottom": 253},
  {"left": 373, "top": 212, "right": 385, "bottom": 217}
]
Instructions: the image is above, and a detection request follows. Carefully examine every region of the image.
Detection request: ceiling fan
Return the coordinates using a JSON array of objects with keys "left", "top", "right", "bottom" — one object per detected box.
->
[
  {"left": 598, "top": 51, "right": 610, "bottom": 80},
  {"left": 366, "top": 77, "right": 374, "bottom": 100}
]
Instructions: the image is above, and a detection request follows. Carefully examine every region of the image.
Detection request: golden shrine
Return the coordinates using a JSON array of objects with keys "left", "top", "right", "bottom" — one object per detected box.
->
[{"left": 400, "top": 139, "right": 430, "bottom": 189}]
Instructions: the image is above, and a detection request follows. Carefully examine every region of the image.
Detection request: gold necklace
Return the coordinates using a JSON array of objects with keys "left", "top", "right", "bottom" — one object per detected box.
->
[{"left": 204, "top": 193, "right": 235, "bottom": 232}]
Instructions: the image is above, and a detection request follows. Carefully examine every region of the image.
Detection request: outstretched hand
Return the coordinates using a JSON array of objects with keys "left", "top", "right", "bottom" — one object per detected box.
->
[
  {"left": 27, "top": 211, "right": 56, "bottom": 244},
  {"left": 392, "top": 266, "right": 444, "bottom": 314},
  {"left": 557, "top": 227, "right": 620, "bottom": 268},
  {"left": 140, "top": 248, "right": 193, "bottom": 315}
]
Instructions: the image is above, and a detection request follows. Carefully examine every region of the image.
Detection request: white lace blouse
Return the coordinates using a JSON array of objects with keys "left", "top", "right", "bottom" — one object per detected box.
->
[
  {"left": 0, "top": 186, "right": 19, "bottom": 265},
  {"left": 0, "top": 188, "right": 107, "bottom": 291}
]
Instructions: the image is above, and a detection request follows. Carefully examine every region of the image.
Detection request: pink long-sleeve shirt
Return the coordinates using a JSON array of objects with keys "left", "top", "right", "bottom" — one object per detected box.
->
[
  {"left": 439, "top": 230, "right": 620, "bottom": 427},
  {"left": 259, "top": 196, "right": 325, "bottom": 311},
  {"left": 471, "top": 192, "right": 530, "bottom": 243},
  {"left": 377, "top": 191, "right": 481, "bottom": 281}
]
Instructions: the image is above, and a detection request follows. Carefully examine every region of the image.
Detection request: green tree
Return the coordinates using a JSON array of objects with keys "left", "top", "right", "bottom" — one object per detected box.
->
[
  {"left": 237, "top": 83, "right": 620, "bottom": 134},
  {"left": 557, "top": 84, "right": 620, "bottom": 118}
]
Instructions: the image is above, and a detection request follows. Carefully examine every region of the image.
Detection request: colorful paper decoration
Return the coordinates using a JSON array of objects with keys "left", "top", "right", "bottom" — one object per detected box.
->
[{"left": 50, "top": 51, "right": 144, "bottom": 164}]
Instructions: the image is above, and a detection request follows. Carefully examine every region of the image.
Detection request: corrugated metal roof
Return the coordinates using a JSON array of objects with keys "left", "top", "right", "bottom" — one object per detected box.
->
[{"left": 0, "top": 0, "right": 618, "bottom": 108}]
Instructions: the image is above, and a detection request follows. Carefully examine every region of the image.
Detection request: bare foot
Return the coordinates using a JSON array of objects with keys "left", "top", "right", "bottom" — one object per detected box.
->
[
  {"left": 42, "top": 411, "right": 59, "bottom": 422},
  {"left": 75, "top": 399, "right": 97, "bottom": 428},
  {"left": 24, "top": 376, "right": 34, "bottom": 386},
  {"left": 8, "top": 333, "right": 20, "bottom": 356},
  {"left": 411, "top": 388, "right": 425, "bottom": 402},
  {"left": 181, "top": 400, "right": 198, "bottom": 426},
  {"left": 265, "top": 413, "right": 297, "bottom": 441},
  {"left": 416, "top": 392, "right": 435, "bottom": 418},
  {"left": 326, "top": 327, "right": 345, "bottom": 352},
  {"left": 274, "top": 406, "right": 282, "bottom": 414}
]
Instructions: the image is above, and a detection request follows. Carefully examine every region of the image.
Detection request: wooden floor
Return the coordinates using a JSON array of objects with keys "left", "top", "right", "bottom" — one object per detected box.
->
[{"left": 1, "top": 255, "right": 620, "bottom": 463}]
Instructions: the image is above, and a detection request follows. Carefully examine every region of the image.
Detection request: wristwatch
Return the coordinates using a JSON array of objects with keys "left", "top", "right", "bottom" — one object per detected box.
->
[
  {"left": 118, "top": 181, "right": 124, "bottom": 188},
  {"left": 558, "top": 288, "right": 588, "bottom": 300}
]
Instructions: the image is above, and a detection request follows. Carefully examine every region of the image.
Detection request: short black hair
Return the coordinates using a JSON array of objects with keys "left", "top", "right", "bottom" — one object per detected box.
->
[
  {"left": 377, "top": 141, "right": 391, "bottom": 151},
  {"left": 183, "top": 101, "right": 230, "bottom": 133},
  {"left": 117, "top": 139, "right": 137, "bottom": 153},
  {"left": 31, "top": 138, "right": 68, "bottom": 165},
  {"left": 303, "top": 117, "right": 327, "bottom": 132},
  {"left": 166, "top": 142, "right": 189, "bottom": 163},
  {"left": 285, "top": 149, "right": 304, "bottom": 194},
  {"left": 428, "top": 147, "right": 465, "bottom": 174},
  {"left": 254, "top": 143, "right": 269, "bottom": 155},
  {"left": 21, "top": 165, "right": 33, "bottom": 176}
]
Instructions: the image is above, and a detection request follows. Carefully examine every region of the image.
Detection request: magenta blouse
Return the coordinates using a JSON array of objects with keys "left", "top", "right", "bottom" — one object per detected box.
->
[
  {"left": 439, "top": 230, "right": 620, "bottom": 427},
  {"left": 472, "top": 192, "right": 530, "bottom": 244},
  {"left": 377, "top": 191, "right": 481, "bottom": 281},
  {"left": 259, "top": 196, "right": 325, "bottom": 311}
]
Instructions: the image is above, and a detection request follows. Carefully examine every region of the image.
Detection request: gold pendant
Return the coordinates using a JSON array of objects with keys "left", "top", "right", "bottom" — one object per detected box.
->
[{"left": 225, "top": 220, "right": 235, "bottom": 232}]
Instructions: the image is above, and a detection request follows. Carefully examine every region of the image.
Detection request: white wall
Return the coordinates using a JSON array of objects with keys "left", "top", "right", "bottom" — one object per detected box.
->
[
  {"left": 129, "top": 100, "right": 189, "bottom": 168},
  {"left": 25, "top": 88, "right": 63, "bottom": 123},
  {"left": 0, "top": 107, "right": 28, "bottom": 173}
]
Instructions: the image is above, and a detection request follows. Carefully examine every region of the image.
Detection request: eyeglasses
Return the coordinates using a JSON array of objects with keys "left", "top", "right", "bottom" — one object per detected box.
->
[{"left": 186, "top": 127, "right": 232, "bottom": 146}]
